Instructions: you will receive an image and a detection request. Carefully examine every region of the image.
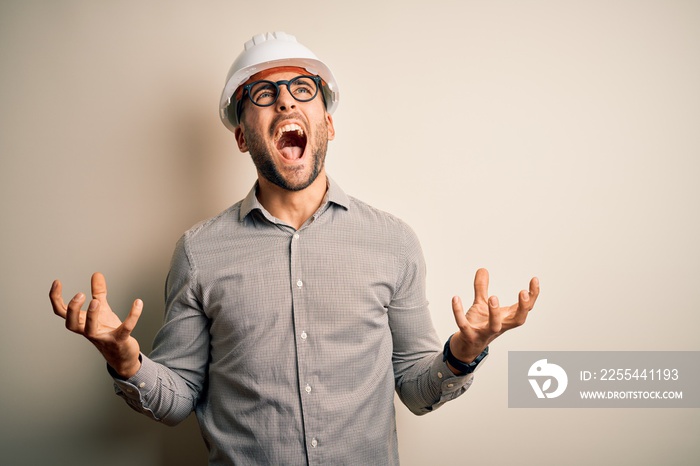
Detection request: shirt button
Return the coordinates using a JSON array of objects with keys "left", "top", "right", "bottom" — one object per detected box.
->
[
  {"left": 301, "top": 331, "right": 308, "bottom": 340},
  {"left": 447, "top": 383, "right": 454, "bottom": 388},
  {"left": 305, "top": 384, "right": 312, "bottom": 394},
  {"left": 138, "top": 382, "right": 146, "bottom": 388},
  {"left": 293, "top": 233, "right": 300, "bottom": 240},
  {"left": 437, "top": 372, "right": 443, "bottom": 379},
  {"left": 311, "top": 438, "right": 318, "bottom": 448},
  {"left": 297, "top": 280, "right": 303, "bottom": 288}
]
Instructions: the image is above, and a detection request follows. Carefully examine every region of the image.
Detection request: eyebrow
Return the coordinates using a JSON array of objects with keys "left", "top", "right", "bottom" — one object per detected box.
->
[{"left": 252, "top": 82, "right": 277, "bottom": 89}]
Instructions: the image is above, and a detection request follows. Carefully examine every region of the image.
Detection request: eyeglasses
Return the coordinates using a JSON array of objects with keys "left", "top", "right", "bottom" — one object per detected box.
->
[
  {"left": 236, "top": 75, "right": 323, "bottom": 121},
  {"left": 243, "top": 75, "right": 322, "bottom": 107}
]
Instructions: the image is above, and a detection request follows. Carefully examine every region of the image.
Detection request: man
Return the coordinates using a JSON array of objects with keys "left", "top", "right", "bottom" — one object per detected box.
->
[{"left": 50, "top": 32, "right": 539, "bottom": 465}]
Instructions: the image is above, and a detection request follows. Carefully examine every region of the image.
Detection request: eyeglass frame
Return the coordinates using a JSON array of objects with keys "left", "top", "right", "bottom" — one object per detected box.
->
[{"left": 235, "top": 75, "right": 326, "bottom": 123}]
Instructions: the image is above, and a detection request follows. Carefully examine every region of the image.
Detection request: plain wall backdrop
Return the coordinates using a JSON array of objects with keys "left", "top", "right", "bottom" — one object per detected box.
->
[{"left": 1, "top": 1, "right": 699, "bottom": 465}]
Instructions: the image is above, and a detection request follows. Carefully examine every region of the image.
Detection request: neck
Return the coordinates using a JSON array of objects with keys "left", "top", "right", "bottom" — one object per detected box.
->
[{"left": 255, "top": 171, "right": 328, "bottom": 230}]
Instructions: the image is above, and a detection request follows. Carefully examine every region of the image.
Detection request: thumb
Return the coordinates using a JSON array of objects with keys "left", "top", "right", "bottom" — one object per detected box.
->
[{"left": 119, "top": 299, "right": 143, "bottom": 337}]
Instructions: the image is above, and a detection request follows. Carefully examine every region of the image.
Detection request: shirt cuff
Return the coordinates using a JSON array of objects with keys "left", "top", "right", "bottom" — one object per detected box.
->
[
  {"left": 109, "top": 353, "right": 160, "bottom": 402},
  {"left": 429, "top": 354, "right": 475, "bottom": 408}
]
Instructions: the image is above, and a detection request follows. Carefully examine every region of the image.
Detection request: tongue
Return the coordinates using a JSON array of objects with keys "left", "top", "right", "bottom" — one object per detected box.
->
[{"left": 279, "top": 146, "right": 303, "bottom": 160}]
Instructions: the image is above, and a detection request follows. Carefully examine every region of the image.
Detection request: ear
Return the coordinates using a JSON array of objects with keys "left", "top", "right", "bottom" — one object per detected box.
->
[
  {"left": 234, "top": 126, "right": 248, "bottom": 152},
  {"left": 325, "top": 113, "right": 335, "bottom": 141}
]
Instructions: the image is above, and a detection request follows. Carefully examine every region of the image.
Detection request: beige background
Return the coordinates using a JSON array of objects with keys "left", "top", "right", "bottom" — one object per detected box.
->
[{"left": 1, "top": 1, "right": 699, "bottom": 465}]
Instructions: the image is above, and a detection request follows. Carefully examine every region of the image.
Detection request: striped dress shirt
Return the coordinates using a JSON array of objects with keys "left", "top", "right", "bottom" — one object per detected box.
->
[{"left": 113, "top": 178, "right": 474, "bottom": 465}]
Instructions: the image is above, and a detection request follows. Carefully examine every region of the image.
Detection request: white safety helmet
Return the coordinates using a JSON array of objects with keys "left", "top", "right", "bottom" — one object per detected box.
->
[{"left": 219, "top": 31, "right": 340, "bottom": 132}]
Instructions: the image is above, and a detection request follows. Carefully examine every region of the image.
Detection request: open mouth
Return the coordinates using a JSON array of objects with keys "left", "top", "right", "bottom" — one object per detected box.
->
[{"left": 275, "top": 123, "right": 307, "bottom": 161}]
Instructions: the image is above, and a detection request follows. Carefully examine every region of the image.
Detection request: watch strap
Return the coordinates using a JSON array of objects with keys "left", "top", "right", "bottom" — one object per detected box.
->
[{"left": 443, "top": 336, "right": 489, "bottom": 375}]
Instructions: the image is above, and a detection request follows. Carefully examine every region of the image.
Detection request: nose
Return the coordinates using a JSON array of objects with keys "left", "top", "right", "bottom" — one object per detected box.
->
[{"left": 275, "top": 85, "right": 296, "bottom": 112}]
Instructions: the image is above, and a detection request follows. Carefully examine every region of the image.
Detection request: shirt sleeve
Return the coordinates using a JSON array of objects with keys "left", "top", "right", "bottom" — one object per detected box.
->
[
  {"left": 389, "top": 222, "right": 475, "bottom": 415},
  {"left": 111, "top": 235, "right": 210, "bottom": 425}
]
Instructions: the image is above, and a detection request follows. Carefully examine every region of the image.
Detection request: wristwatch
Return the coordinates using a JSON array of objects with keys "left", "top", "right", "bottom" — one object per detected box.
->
[{"left": 443, "top": 336, "right": 489, "bottom": 375}]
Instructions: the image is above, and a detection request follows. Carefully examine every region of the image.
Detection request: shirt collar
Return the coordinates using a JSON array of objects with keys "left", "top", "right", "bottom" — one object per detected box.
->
[{"left": 240, "top": 176, "right": 350, "bottom": 222}]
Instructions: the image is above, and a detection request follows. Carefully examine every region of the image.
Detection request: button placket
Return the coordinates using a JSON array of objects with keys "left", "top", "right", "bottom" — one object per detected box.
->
[{"left": 289, "top": 229, "right": 317, "bottom": 459}]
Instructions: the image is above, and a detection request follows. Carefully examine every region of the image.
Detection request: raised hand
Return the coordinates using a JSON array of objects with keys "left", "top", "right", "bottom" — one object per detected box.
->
[
  {"left": 449, "top": 268, "right": 540, "bottom": 366},
  {"left": 50, "top": 272, "right": 143, "bottom": 378}
]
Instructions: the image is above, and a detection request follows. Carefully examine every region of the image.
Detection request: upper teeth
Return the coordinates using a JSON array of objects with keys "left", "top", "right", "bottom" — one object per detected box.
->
[{"left": 277, "top": 124, "right": 304, "bottom": 139}]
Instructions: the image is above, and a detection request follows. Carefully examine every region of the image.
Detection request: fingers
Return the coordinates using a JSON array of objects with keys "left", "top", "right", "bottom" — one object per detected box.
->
[
  {"left": 529, "top": 276, "right": 540, "bottom": 302},
  {"left": 451, "top": 296, "right": 467, "bottom": 328},
  {"left": 65, "top": 293, "right": 86, "bottom": 333},
  {"left": 488, "top": 295, "right": 503, "bottom": 333},
  {"left": 84, "top": 299, "right": 100, "bottom": 336},
  {"left": 509, "top": 276, "right": 540, "bottom": 327},
  {"left": 472, "top": 268, "right": 489, "bottom": 304},
  {"left": 79, "top": 296, "right": 143, "bottom": 342},
  {"left": 91, "top": 272, "right": 108, "bottom": 300},
  {"left": 50, "top": 280, "right": 68, "bottom": 318},
  {"left": 454, "top": 292, "right": 503, "bottom": 344},
  {"left": 518, "top": 276, "right": 540, "bottom": 311}
]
